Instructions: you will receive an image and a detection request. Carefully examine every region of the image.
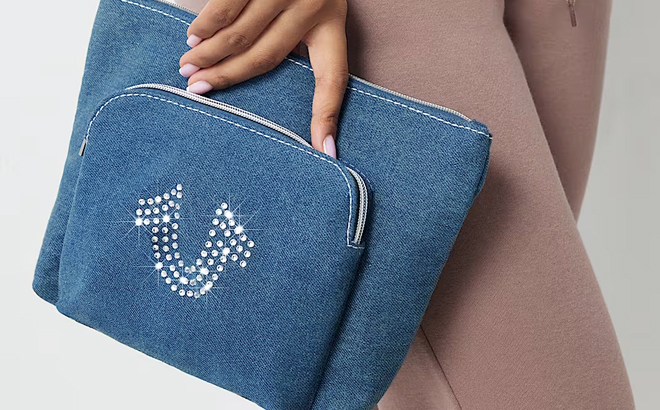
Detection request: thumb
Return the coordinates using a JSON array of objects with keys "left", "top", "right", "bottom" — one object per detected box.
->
[{"left": 304, "top": 19, "right": 349, "bottom": 159}]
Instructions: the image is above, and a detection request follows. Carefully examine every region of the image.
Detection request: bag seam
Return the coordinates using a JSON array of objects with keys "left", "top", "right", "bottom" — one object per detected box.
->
[
  {"left": 85, "top": 92, "right": 361, "bottom": 249},
  {"left": 118, "top": 0, "right": 490, "bottom": 139},
  {"left": 472, "top": 142, "right": 492, "bottom": 199},
  {"left": 284, "top": 57, "right": 490, "bottom": 139},
  {"left": 120, "top": 0, "right": 191, "bottom": 26}
]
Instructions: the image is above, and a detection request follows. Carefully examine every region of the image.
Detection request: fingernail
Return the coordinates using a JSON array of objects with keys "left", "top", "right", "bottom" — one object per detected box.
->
[
  {"left": 186, "top": 81, "right": 213, "bottom": 94},
  {"left": 187, "top": 34, "right": 202, "bottom": 47},
  {"left": 179, "top": 63, "right": 200, "bottom": 77},
  {"left": 323, "top": 135, "right": 337, "bottom": 159}
]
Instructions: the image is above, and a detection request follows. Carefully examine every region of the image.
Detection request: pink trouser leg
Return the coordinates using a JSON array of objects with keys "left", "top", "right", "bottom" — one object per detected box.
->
[
  {"left": 340, "top": 0, "right": 635, "bottom": 408},
  {"left": 503, "top": 0, "right": 612, "bottom": 219}
]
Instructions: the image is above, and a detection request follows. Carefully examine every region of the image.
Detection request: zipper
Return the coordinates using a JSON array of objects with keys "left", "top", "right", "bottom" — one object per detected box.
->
[
  {"left": 79, "top": 83, "right": 368, "bottom": 245},
  {"left": 567, "top": 0, "right": 577, "bottom": 27},
  {"left": 150, "top": 0, "right": 472, "bottom": 121},
  {"left": 346, "top": 75, "right": 472, "bottom": 120},
  {"left": 152, "top": 0, "right": 198, "bottom": 14}
]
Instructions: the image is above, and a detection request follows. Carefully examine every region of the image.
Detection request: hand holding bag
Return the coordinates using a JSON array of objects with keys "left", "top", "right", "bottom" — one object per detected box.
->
[{"left": 32, "top": 0, "right": 492, "bottom": 408}]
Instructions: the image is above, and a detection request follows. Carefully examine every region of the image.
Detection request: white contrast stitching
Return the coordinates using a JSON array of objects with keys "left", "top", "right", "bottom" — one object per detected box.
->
[
  {"left": 350, "top": 88, "right": 490, "bottom": 137},
  {"left": 118, "top": 0, "right": 488, "bottom": 139},
  {"left": 85, "top": 93, "right": 358, "bottom": 248},
  {"left": 120, "top": 0, "right": 191, "bottom": 26},
  {"left": 342, "top": 160, "right": 374, "bottom": 192},
  {"left": 284, "top": 58, "right": 490, "bottom": 138},
  {"left": 284, "top": 57, "right": 316, "bottom": 72}
]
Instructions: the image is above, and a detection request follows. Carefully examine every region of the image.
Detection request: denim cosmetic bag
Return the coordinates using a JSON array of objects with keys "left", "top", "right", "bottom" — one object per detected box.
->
[{"left": 32, "top": 0, "right": 492, "bottom": 408}]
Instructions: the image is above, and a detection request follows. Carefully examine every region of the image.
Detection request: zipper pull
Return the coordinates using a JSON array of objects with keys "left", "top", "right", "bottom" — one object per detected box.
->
[
  {"left": 78, "top": 136, "right": 88, "bottom": 156},
  {"left": 567, "top": 0, "right": 577, "bottom": 27}
]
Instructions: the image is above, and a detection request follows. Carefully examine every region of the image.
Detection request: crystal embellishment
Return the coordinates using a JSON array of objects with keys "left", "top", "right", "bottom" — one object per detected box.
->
[{"left": 136, "top": 184, "right": 254, "bottom": 299}]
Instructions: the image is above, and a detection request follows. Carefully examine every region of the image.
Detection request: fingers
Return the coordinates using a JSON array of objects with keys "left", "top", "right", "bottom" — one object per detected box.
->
[
  {"left": 187, "top": 0, "right": 251, "bottom": 44},
  {"left": 181, "top": 0, "right": 350, "bottom": 160},
  {"left": 186, "top": 8, "right": 315, "bottom": 94},
  {"left": 304, "top": 18, "right": 349, "bottom": 159},
  {"left": 181, "top": 0, "right": 285, "bottom": 70}
]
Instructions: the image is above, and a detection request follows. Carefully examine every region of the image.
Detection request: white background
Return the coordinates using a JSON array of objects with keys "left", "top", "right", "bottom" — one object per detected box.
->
[{"left": 1, "top": 0, "right": 657, "bottom": 408}]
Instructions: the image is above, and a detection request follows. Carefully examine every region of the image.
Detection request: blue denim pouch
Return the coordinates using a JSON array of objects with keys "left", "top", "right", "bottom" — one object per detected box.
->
[{"left": 32, "top": 0, "right": 492, "bottom": 408}]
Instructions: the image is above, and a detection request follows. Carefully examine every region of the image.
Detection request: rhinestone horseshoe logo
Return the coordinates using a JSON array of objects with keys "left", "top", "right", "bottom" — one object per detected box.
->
[{"left": 134, "top": 183, "right": 255, "bottom": 299}]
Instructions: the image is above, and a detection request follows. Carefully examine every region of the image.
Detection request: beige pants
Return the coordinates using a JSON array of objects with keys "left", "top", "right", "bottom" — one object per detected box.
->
[{"left": 174, "top": 0, "right": 634, "bottom": 408}]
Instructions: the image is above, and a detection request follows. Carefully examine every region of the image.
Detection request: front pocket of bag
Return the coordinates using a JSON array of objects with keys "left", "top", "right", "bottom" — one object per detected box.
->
[{"left": 56, "top": 86, "right": 366, "bottom": 409}]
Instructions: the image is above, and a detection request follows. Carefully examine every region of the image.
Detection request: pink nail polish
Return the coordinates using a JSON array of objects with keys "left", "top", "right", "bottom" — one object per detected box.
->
[
  {"left": 187, "top": 34, "right": 202, "bottom": 47},
  {"left": 323, "top": 135, "right": 337, "bottom": 159},
  {"left": 186, "top": 81, "right": 213, "bottom": 95},
  {"left": 179, "top": 63, "right": 199, "bottom": 77},
  {"left": 179, "top": 63, "right": 200, "bottom": 77}
]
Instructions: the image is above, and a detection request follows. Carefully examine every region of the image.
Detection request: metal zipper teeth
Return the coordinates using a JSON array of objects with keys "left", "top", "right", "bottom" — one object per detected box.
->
[
  {"left": 150, "top": 0, "right": 471, "bottom": 121},
  {"left": 121, "top": 83, "right": 368, "bottom": 245},
  {"left": 152, "top": 0, "right": 198, "bottom": 14},
  {"left": 126, "top": 84, "right": 310, "bottom": 144},
  {"left": 345, "top": 168, "right": 368, "bottom": 244},
  {"left": 346, "top": 74, "right": 472, "bottom": 121}
]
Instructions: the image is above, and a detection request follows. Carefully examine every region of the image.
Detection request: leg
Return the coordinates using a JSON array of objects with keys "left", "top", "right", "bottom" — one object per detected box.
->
[
  {"left": 503, "top": 0, "right": 612, "bottom": 219},
  {"left": 342, "top": 0, "right": 634, "bottom": 408}
]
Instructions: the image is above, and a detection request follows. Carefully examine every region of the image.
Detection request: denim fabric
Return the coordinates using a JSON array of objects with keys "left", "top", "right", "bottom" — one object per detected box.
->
[
  {"left": 32, "top": 0, "right": 492, "bottom": 408},
  {"left": 59, "top": 86, "right": 365, "bottom": 408}
]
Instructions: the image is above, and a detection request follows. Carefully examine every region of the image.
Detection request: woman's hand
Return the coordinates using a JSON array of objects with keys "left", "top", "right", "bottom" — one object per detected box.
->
[{"left": 179, "top": 0, "right": 349, "bottom": 159}]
